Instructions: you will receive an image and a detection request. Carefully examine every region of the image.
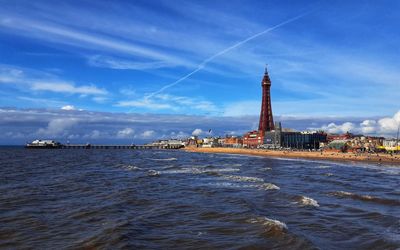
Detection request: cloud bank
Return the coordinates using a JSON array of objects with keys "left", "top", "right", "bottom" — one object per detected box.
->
[
  {"left": 1, "top": 108, "right": 399, "bottom": 145},
  {"left": 310, "top": 111, "right": 400, "bottom": 136}
]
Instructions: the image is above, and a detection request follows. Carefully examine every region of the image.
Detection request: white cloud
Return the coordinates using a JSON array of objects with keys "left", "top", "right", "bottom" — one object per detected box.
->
[
  {"left": 377, "top": 111, "right": 400, "bottom": 133},
  {"left": 32, "top": 82, "right": 107, "bottom": 95},
  {"left": 0, "top": 16, "right": 191, "bottom": 67},
  {"left": 320, "top": 122, "right": 355, "bottom": 134},
  {"left": 360, "top": 120, "right": 377, "bottom": 134},
  {"left": 117, "top": 94, "right": 217, "bottom": 113},
  {"left": 88, "top": 55, "right": 172, "bottom": 70},
  {"left": 82, "top": 130, "right": 101, "bottom": 139},
  {"left": 192, "top": 128, "right": 203, "bottom": 136},
  {"left": 0, "top": 64, "right": 108, "bottom": 98},
  {"left": 116, "top": 128, "right": 135, "bottom": 138},
  {"left": 67, "top": 134, "right": 80, "bottom": 140},
  {"left": 168, "top": 131, "right": 189, "bottom": 139},
  {"left": 37, "top": 118, "right": 78, "bottom": 136},
  {"left": 140, "top": 130, "right": 155, "bottom": 138},
  {"left": 314, "top": 110, "right": 400, "bottom": 136},
  {"left": 118, "top": 98, "right": 173, "bottom": 110},
  {"left": 61, "top": 105, "right": 76, "bottom": 111}
]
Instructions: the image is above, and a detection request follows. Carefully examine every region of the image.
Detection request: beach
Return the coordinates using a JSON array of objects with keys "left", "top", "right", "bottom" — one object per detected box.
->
[{"left": 184, "top": 147, "right": 400, "bottom": 165}]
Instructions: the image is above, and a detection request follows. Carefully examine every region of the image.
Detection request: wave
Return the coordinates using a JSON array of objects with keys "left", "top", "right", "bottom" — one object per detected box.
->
[
  {"left": 123, "top": 165, "right": 140, "bottom": 171},
  {"left": 220, "top": 175, "right": 264, "bottom": 183},
  {"left": 209, "top": 168, "right": 241, "bottom": 173},
  {"left": 247, "top": 216, "right": 288, "bottom": 233},
  {"left": 151, "top": 158, "right": 177, "bottom": 161},
  {"left": 209, "top": 182, "right": 242, "bottom": 188},
  {"left": 147, "top": 170, "right": 161, "bottom": 177},
  {"left": 261, "top": 167, "right": 272, "bottom": 171},
  {"left": 294, "top": 196, "right": 319, "bottom": 207},
  {"left": 221, "top": 163, "right": 242, "bottom": 167},
  {"left": 330, "top": 191, "right": 400, "bottom": 206},
  {"left": 323, "top": 173, "right": 334, "bottom": 177},
  {"left": 316, "top": 165, "right": 331, "bottom": 169},
  {"left": 207, "top": 182, "right": 280, "bottom": 191},
  {"left": 160, "top": 167, "right": 241, "bottom": 175},
  {"left": 256, "top": 183, "right": 280, "bottom": 190}
]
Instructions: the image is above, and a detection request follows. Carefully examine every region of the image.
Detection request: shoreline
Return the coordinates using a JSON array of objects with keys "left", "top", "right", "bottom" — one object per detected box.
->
[{"left": 183, "top": 147, "right": 400, "bottom": 165}]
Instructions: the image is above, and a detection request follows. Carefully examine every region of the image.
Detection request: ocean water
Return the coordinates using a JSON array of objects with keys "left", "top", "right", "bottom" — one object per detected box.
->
[{"left": 0, "top": 148, "right": 399, "bottom": 249}]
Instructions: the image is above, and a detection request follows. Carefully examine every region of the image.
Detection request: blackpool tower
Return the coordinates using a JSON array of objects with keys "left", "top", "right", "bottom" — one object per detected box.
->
[{"left": 258, "top": 66, "right": 274, "bottom": 134}]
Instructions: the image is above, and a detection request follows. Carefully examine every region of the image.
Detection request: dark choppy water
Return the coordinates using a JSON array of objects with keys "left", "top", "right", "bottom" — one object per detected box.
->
[{"left": 0, "top": 148, "right": 399, "bottom": 249}]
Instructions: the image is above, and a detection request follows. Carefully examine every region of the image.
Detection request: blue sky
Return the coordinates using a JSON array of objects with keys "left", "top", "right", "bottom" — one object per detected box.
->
[{"left": 1, "top": 0, "right": 400, "bottom": 143}]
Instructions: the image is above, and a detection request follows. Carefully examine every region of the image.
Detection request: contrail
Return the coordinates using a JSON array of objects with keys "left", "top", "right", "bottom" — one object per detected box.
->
[{"left": 145, "top": 12, "right": 310, "bottom": 99}]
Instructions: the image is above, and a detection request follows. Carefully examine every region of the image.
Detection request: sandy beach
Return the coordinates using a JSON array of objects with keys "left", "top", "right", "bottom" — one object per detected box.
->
[{"left": 183, "top": 147, "right": 400, "bottom": 165}]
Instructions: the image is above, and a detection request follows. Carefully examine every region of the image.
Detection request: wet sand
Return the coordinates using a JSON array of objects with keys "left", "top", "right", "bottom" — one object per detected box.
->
[{"left": 183, "top": 147, "right": 400, "bottom": 165}]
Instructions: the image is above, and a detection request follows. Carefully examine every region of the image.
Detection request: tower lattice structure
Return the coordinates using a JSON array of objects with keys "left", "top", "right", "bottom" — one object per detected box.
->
[{"left": 258, "top": 66, "right": 274, "bottom": 134}]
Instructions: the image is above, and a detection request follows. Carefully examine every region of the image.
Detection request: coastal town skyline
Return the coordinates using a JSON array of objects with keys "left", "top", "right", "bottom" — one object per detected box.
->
[{"left": 1, "top": 0, "right": 400, "bottom": 144}]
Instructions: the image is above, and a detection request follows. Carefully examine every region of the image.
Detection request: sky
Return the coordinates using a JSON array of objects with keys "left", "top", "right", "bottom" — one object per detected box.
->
[{"left": 0, "top": 0, "right": 400, "bottom": 144}]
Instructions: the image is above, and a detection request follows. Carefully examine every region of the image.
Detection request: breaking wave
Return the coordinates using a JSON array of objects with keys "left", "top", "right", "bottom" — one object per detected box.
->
[
  {"left": 256, "top": 183, "right": 280, "bottom": 190},
  {"left": 316, "top": 165, "right": 331, "bottom": 169},
  {"left": 247, "top": 217, "right": 288, "bottom": 234},
  {"left": 294, "top": 196, "right": 319, "bottom": 207},
  {"left": 220, "top": 175, "right": 264, "bottom": 183},
  {"left": 208, "top": 182, "right": 280, "bottom": 191},
  {"left": 160, "top": 167, "right": 241, "bottom": 175},
  {"left": 123, "top": 165, "right": 140, "bottom": 171},
  {"left": 152, "top": 158, "right": 177, "bottom": 161},
  {"left": 147, "top": 170, "right": 161, "bottom": 177},
  {"left": 330, "top": 191, "right": 400, "bottom": 206}
]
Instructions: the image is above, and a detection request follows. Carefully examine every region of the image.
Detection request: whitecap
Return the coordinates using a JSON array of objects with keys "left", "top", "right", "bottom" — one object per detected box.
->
[
  {"left": 222, "top": 163, "right": 242, "bottom": 167},
  {"left": 209, "top": 182, "right": 242, "bottom": 188},
  {"left": 221, "top": 175, "right": 264, "bottom": 183},
  {"left": 207, "top": 168, "right": 240, "bottom": 173},
  {"left": 152, "top": 158, "right": 177, "bottom": 161},
  {"left": 160, "top": 167, "right": 240, "bottom": 175},
  {"left": 296, "top": 196, "right": 319, "bottom": 207},
  {"left": 316, "top": 165, "right": 331, "bottom": 169},
  {"left": 247, "top": 217, "right": 288, "bottom": 231},
  {"left": 147, "top": 170, "right": 161, "bottom": 176},
  {"left": 256, "top": 183, "right": 280, "bottom": 190},
  {"left": 124, "top": 165, "right": 140, "bottom": 171},
  {"left": 331, "top": 191, "right": 353, "bottom": 197}
]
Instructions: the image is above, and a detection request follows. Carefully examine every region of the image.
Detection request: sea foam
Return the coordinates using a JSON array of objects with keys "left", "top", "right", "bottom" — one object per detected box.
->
[
  {"left": 296, "top": 196, "right": 319, "bottom": 207},
  {"left": 247, "top": 216, "right": 288, "bottom": 232},
  {"left": 221, "top": 175, "right": 264, "bottom": 183}
]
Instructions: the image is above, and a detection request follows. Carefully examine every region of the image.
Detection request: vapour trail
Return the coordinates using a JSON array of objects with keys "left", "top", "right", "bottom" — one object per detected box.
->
[{"left": 145, "top": 12, "right": 310, "bottom": 99}]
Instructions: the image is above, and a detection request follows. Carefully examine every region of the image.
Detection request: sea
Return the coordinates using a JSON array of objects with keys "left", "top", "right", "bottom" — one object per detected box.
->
[{"left": 0, "top": 148, "right": 399, "bottom": 249}]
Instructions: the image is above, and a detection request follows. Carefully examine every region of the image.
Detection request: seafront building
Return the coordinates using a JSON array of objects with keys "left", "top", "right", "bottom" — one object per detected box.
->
[{"left": 262, "top": 122, "right": 327, "bottom": 150}]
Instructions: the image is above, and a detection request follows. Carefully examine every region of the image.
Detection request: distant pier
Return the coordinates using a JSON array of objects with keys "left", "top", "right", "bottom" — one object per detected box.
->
[
  {"left": 26, "top": 144, "right": 183, "bottom": 150},
  {"left": 25, "top": 139, "right": 185, "bottom": 149},
  {"left": 61, "top": 144, "right": 173, "bottom": 149}
]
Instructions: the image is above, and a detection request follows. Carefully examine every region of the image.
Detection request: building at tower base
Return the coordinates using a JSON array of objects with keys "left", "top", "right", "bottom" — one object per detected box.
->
[{"left": 263, "top": 122, "right": 327, "bottom": 150}]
